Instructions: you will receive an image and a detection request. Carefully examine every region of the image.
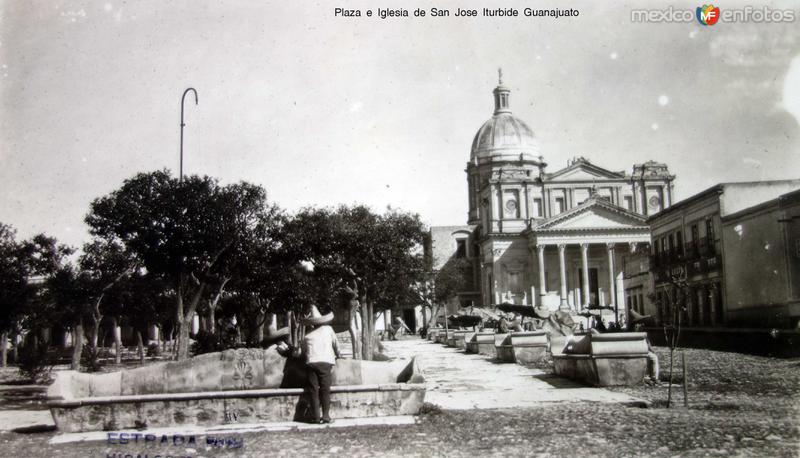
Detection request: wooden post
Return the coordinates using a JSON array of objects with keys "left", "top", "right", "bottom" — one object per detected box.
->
[
  {"left": 113, "top": 319, "right": 122, "bottom": 365},
  {"left": 682, "top": 351, "right": 688, "bottom": 408},
  {"left": 1, "top": 332, "right": 7, "bottom": 368}
]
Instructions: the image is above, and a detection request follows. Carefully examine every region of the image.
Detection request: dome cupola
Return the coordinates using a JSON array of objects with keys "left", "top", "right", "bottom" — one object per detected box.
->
[{"left": 470, "top": 69, "right": 542, "bottom": 164}]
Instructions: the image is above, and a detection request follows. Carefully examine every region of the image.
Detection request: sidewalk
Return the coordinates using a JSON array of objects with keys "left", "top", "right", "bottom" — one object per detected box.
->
[{"left": 382, "top": 338, "right": 643, "bottom": 409}]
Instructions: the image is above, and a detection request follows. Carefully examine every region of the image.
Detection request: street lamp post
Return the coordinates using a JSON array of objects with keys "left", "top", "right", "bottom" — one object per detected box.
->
[{"left": 179, "top": 88, "right": 198, "bottom": 181}]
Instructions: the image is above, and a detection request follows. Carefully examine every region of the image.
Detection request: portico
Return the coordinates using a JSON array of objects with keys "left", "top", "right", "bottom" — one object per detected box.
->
[{"left": 525, "top": 196, "right": 650, "bottom": 316}]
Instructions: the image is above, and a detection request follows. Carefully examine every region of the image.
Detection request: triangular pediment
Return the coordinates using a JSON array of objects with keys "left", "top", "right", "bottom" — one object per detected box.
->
[
  {"left": 546, "top": 158, "right": 626, "bottom": 181},
  {"left": 535, "top": 197, "right": 647, "bottom": 231}
]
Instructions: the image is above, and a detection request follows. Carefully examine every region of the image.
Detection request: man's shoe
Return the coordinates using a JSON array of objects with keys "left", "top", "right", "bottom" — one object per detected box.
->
[{"left": 322, "top": 418, "right": 333, "bottom": 424}]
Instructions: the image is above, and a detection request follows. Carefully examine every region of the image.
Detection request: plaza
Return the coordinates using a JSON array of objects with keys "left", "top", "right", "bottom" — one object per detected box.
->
[{"left": 0, "top": 336, "right": 798, "bottom": 457}]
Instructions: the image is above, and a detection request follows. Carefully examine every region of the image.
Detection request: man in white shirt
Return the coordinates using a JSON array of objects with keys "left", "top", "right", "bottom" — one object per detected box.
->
[{"left": 301, "top": 305, "right": 342, "bottom": 424}]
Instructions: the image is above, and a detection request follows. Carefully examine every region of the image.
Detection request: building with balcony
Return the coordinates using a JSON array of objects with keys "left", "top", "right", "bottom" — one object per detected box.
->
[{"left": 647, "top": 180, "right": 800, "bottom": 329}]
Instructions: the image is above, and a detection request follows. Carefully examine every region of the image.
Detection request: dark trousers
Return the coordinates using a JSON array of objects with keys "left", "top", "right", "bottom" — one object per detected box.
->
[{"left": 306, "top": 362, "right": 333, "bottom": 422}]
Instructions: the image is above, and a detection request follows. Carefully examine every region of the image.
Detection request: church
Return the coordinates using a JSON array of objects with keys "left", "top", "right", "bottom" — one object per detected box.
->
[{"left": 431, "top": 74, "right": 675, "bottom": 325}]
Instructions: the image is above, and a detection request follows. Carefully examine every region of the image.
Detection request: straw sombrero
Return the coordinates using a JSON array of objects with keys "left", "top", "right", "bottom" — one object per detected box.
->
[{"left": 300, "top": 305, "right": 334, "bottom": 326}]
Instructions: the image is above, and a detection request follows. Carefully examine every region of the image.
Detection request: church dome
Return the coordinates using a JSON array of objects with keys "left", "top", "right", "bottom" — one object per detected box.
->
[{"left": 470, "top": 74, "right": 542, "bottom": 163}]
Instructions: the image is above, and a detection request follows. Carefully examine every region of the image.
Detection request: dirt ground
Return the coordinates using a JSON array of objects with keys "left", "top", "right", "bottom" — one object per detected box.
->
[{"left": 0, "top": 342, "right": 798, "bottom": 457}]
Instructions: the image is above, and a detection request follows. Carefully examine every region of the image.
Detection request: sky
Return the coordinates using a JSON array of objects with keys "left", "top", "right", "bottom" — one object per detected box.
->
[{"left": 1, "top": 0, "right": 799, "bottom": 249}]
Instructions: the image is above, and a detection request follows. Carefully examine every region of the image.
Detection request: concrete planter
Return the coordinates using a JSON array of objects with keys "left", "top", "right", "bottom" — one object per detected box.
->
[
  {"left": 465, "top": 332, "right": 494, "bottom": 354},
  {"left": 454, "top": 331, "right": 475, "bottom": 350},
  {"left": 495, "top": 334, "right": 515, "bottom": 362},
  {"left": 47, "top": 348, "right": 425, "bottom": 433},
  {"left": 476, "top": 332, "right": 498, "bottom": 357},
  {"left": 509, "top": 331, "right": 549, "bottom": 364},
  {"left": 552, "top": 332, "right": 649, "bottom": 387},
  {"left": 445, "top": 329, "right": 457, "bottom": 347}
]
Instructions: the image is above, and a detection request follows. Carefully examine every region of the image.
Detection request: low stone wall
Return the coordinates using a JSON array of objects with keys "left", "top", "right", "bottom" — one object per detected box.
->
[
  {"left": 47, "top": 348, "right": 425, "bottom": 432},
  {"left": 553, "top": 332, "right": 648, "bottom": 387}
]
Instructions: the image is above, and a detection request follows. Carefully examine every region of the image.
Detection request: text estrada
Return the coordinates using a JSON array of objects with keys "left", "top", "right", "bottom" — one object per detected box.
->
[{"left": 334, "top": 7, "right": 580, "bottom": 19}]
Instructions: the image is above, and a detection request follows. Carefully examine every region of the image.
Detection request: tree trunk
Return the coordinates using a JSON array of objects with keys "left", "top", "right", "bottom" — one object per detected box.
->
[
  {"left": 360, "top": 300, "right": 370, "bottom": 360},
  {"left": 175, "top": 276, "right": 206, "bottom": 360},
  {"left": 136, "top": 331, "right": 145, "bottom": 365},
  {"left": 90, "top": 317, "right": 101, "bottom": 354},
  {"left": 348, "top": 302, "right": 361, "bottom": 360},
  {"left": 255, "top": 311, "right": 265, "bottom": 344},
  {"left": 176, "top": 315, "right": 192, "bottom": 360},
  {"left": 208, "top": 307, "right": 216, "bottom": 334},
  {"left": 71, "top": 323, "right": 83, "bottom": 371},
  {"left": 12, "top": 334, "right": 19, "bottom": 365},
  {"left": 1, "top": 332, "right": 7, "bottom": 368},
  {"left": 112, "top": 318, "right": 122, "bottom": 365}
]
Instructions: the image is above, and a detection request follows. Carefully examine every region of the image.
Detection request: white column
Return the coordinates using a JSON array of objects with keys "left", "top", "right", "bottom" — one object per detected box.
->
[
  {"left": 607, "top": 243, "right": 616, "bottom": 313},
  {"left": 537, "top": 245, "right": 547, "bottom": 305},
  {"left": 558, "top": 244, "right": 568, "bottom": 310},
  {"left": 581, "top": 243, "right": 590, "bottom": 309},
  {"left": 491, "top": 184, "right": 500, "bottom": 224}
]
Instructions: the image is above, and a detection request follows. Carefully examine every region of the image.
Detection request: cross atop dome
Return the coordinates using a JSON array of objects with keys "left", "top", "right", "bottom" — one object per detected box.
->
[{"left": 498, "top": 67, "right": 503, "bottom": 85}]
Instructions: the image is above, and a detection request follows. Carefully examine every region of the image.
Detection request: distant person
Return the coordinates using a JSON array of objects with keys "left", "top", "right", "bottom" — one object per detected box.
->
[
  {"left": 390, "top": 316, "right": 411, "bottom": 340},
  {"left": 508, "top": 314, "right": 524, "bottom": 332},
  {"left": 497, "top": 315, "right": 509, "bottom": 333},
  {"left": 301, "top": 305, "right": 342, "bottom": 424},
  {"left": 594, "top": 317, "right": 607, "bottom": 333}
]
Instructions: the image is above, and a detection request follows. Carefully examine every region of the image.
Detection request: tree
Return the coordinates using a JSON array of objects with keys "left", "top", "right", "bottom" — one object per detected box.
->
[
  {"left": 649, "top": 269, "right": 689, "bottom": 408},
  {"left": 9, "top": 233, "right": 75, "bottom": 365},
  {"left": 277, "top": 206, "right": 427, "bottom": 360},
  {"left": 86, "top": 170, "right": 276, "bottom": 360},
  {"left": 322, "top": 207, "right": 426, "bottom": 360},
  {"left": 78, "top": 239, "right": 137, "bottom": 356},
  {"left": 0, "top": 223, "right": 31, "bottom": 366},
  {"left": 414, "top": 256, "right": 472, "bottom": 330}
]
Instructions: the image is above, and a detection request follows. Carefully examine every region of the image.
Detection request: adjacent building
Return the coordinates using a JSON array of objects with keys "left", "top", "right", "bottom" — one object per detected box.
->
[{"left": 647, "top": 180, "right": 800, "bottom": 329}]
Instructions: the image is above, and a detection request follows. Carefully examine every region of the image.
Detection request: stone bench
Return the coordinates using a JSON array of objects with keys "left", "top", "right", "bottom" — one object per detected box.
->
[
  {"left": 453, "top": 330, "right": 475, "bottom": 350},
  {"left": 47, "top": 348, "right": 426, "bottom": 433},
  {"left": 552, "top": 332, "right": 649, "bottom": 387}
]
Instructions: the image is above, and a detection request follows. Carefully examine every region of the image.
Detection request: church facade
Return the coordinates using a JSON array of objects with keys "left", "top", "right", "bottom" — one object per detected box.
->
[{"left": 450, "top": 76, "right": 675, "bottom": 324}]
